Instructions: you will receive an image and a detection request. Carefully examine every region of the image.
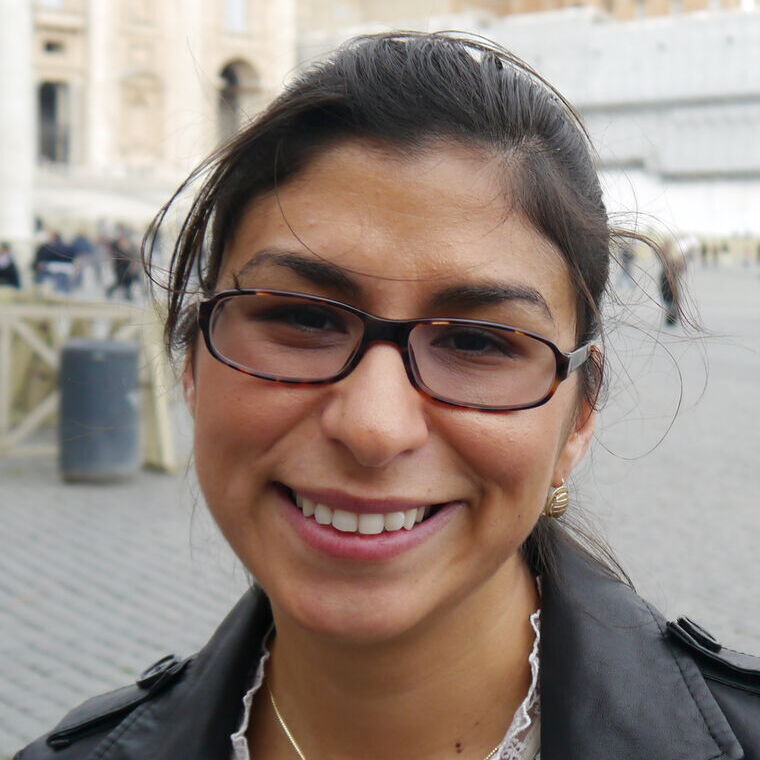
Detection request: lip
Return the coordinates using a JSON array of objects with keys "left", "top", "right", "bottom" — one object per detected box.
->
[
  {"left": 282, "top": 485, "right": 450, "bottom": 515},
  {"left": 277, "top": 488, "right": 465, "bottom": 561}
]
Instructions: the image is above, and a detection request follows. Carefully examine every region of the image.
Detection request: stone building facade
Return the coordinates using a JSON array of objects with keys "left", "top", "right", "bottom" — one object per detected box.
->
[
  {"left": 3, "top": 0, "right": 759, "bottom": 267},
  {"left": 2, "top": 0, "right": 296, "bottom": 266},
  {"left": 298, "top": 0, "right": 753, "bottom": 30},
  {"left": 33, "top": 0, "right": 295, "bottom": 176}
]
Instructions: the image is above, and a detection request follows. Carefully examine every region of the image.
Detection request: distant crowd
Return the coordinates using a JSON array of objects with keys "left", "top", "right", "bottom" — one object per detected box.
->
[{"left": 0, "top": 223, "right": 147, "bottom": 301}]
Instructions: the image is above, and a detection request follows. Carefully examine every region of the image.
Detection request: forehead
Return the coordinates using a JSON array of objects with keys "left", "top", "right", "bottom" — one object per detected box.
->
[{"left": 222, "top": 141, "right": 576, "bottom": 331}]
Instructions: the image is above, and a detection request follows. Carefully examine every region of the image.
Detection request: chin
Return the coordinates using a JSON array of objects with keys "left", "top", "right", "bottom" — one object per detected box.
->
[{"left": 270, "top": 581, "right": 436, "bottom": 646}]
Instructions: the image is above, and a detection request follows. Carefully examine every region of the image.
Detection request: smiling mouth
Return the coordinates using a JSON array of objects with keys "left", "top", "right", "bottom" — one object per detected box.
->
[{"left": 280, "top": 485, "right": 447, "bottom": 536}]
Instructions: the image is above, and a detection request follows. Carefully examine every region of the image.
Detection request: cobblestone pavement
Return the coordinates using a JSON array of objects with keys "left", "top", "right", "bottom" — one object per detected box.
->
[
  {"left": 1, "top": 435, "right": 249, "bottom": 756},
  {"left": 1, "top": 264, "right": 758, "bottom": 757},
  {"left": 585, "top": 263, "right": 759, "bottom": 653}
]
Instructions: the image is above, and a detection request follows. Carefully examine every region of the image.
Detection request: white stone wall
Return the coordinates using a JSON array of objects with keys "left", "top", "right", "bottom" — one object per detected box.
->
[
  {"left": 490, "top": 9, "right": 760, "bottom": 180},
  {"left": 299, "top": 7, "right": 760, "bottom": 235}
]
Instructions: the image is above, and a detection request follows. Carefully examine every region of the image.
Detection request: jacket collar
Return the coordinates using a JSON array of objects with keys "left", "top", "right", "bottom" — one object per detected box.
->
[
  {"left": 149, "top": 586, "right": 273, "bottom": 759},
  {"left": 541, "top": 537, "right": 743, "bottom": 760},
  {"left": 102, "top": 541, "right": 743, "bottom": 759}
]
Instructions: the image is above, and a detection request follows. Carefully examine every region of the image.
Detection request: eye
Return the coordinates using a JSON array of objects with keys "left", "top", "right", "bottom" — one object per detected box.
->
[
  {"left": 432, "top": 326, "right": 520, "bottom": 357},
  {"left": 256, "top": 304, "right": 348, "bottom": 333}
]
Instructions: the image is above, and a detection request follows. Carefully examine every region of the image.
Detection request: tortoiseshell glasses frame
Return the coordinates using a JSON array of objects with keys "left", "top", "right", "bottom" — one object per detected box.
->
[{"left": 197, "top": 289, "right": 592, "bottom": 412}]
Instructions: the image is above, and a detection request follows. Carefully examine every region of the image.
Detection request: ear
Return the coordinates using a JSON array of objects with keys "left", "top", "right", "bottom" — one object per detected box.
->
[
  {"left": 552, "top": 399, "right": 596, "bottom": 487},
  {"left": 182, "top": 352, "right": 197, "bottom": 417}
]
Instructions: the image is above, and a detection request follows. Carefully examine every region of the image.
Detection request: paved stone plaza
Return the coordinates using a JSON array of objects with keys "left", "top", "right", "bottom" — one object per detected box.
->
[{"left": 1, "top": 264, "right": 758, "bottom": 757}]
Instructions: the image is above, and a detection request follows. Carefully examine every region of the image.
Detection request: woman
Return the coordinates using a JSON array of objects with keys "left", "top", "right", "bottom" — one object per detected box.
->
[
  {"left": 17, "top": 32, "right": 758, "bottom": 760},
  {"left": 659, "top": 239, "right": 686, "bottom": 327}
]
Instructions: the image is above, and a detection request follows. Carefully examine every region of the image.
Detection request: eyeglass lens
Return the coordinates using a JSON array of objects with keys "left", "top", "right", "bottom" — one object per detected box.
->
[{"left": 209, "top": 293, "right": 558, "bottom": 408}]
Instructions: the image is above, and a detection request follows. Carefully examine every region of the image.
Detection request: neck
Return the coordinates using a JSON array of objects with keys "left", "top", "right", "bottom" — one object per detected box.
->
[{"left": 254, "top": 555, "right": 539, "bottom": 760}]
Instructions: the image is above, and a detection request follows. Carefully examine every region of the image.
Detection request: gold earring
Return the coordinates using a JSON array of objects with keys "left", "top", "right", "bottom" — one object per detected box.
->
[{"left": 544, "top": 482, "right": 569, "bottom": 519}]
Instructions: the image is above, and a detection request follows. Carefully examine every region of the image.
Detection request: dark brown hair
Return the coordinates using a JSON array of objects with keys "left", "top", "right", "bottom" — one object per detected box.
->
[{"left": 144, "top": 31, "right": 659, "bottom": 581}]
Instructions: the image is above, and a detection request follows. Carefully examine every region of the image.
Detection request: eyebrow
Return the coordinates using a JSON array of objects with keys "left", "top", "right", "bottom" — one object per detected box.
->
[
  {"left": 235, "top": 249, "right": 553, "bottom": 319},
  {"left": 236, "top": 249, "right": 361, "bottom": 297},
  {"left": 429, "top": 283, "right": 554, "bottom": 320}
]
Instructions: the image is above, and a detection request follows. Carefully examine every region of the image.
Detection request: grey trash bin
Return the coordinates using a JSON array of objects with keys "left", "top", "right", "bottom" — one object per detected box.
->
[{"left": 59, "top": 339, "right": 141, "bottom": 482}]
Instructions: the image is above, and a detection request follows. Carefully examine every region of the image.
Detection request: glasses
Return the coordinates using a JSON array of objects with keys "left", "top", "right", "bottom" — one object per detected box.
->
[{"left": 197, "top": 289, "right": 592, "bottom": 412}]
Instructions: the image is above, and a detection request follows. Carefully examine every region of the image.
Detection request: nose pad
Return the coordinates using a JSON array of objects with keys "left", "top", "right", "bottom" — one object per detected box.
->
[{"left": 319, "top": 344, "right": 429, "bottom": 469}]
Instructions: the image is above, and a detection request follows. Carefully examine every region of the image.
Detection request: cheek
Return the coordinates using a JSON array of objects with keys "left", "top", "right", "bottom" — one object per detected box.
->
[
  {"left": 438, "top": 405, "right": 568, "bottom": 512},
  {"left": 191, "top": 356, "right": 314, "bottom": 502}
]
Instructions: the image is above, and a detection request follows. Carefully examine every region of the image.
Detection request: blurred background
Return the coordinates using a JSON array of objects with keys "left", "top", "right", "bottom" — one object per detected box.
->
[{"left": 1, "top": 0, "right": 758, "bottom": 755}]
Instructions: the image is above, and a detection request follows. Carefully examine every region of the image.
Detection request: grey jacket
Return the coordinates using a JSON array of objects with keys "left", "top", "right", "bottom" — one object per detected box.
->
[{"left": 15, "top": 539, "right": 760, "bottom": 759}]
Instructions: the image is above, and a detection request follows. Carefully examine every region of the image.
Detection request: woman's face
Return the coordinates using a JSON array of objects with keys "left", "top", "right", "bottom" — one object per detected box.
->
[{"left": 185, "top": 141, "right": 595, "bottom": 643}]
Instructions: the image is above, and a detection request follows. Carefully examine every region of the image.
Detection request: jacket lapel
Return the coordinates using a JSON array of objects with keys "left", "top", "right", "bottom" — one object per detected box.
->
[
  {"left": 95, "top": 586, "right": 273, "bottom": 760},
  {"left": 541, "top": 539, "right": 743, "bottom": 760}
]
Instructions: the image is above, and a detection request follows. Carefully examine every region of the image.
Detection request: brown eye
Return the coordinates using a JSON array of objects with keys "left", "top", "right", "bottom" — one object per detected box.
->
[
  {"left": 258, "top": 305, "right": 349, "bottom": 334},
  {"left": 431, "top": 327, "right": 521, "bottom": 358}
]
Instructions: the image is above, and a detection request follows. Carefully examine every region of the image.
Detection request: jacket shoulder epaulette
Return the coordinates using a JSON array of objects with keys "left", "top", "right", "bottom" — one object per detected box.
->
[
  {"left": 667, "top": 616, "right": 760, "bottom": 696},
  {"left": 15, "top": 654, "right": 190, "bottom": 759}
]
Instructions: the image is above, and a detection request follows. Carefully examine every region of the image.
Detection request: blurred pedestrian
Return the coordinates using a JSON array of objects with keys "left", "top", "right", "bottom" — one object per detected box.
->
[
  {"left": 32, "top": 230, "right": 74, "bottom": 294},
  {"left": 69, "top": 231, "right": 96, "bottom": 290},
  {"left": 0, "top": 242, "right": 21, "bottom": 289},
  {"left": 659, "top": 240, "right": 685, "bottom": 327},
  {"left": 616, "top": 241, "right": 636, "bottom": 289},
  {"left": 106, "top": 228, "right": 139, "bottom": 301}
]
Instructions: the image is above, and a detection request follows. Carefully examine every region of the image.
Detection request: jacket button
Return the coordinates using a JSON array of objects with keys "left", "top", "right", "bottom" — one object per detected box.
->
[
  {"left": 137, "top": 654, "right": 182, "bottom": 689},
  {"left": 678, "top": 616, "right": 722, "bottom": 653}
]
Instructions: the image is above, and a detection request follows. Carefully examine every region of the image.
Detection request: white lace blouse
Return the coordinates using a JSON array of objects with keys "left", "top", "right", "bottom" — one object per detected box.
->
[{"left": 230, "top": 610, "right": 541, "bottom": 760}]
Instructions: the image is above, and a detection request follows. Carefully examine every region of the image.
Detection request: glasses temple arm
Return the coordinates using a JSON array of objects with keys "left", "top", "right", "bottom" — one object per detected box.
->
[{"left": 565, "top": 343, "right": 592, "bottom": 375}]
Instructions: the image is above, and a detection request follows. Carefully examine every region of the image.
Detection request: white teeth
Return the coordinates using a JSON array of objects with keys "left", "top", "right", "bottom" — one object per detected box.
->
[
  {"left": 314, "top": 503, "right": 333, "bottom": 525},
  {"left": 293, "top": 492, "right": 315, "bottom": 517},
  {"left": 384, "top": 512, "right": 406, "bottom": 531},
  {"left": 332, "top": 509, "right": 358, "bottom": 533},
  {"left": 358, "top": 513, "right": 385, "bottom": 535},
  {"left": 293, "top": 492, "right": 435, "bottom": 534}
]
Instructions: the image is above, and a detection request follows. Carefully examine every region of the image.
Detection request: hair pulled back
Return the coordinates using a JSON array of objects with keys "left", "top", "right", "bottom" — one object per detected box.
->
[{"left": 145, "top": 31, "right": 626, "bottom": 579}]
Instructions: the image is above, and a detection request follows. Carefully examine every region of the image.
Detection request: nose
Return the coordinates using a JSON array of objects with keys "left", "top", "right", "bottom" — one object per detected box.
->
[{"left": 319, "top": 344, "right": 430, "bottom": 469}]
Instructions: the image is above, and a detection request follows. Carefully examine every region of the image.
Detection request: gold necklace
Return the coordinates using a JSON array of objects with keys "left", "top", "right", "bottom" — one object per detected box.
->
[{"left": 268, "top": 687, "right": 502, "bottom": 760}]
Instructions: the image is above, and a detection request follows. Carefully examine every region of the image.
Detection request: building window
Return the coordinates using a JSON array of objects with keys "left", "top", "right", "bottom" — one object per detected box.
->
[
  {"left": 38, "top": 82, "right": 70, "bottom": 164},
  {"left": 44, "top": 40, "right": 64, "bottom": 53},
  {"left": 218, "top": 60, "right": 259, "bottom": 142},
  {"left": 225, "top": 0, "right": 248, "bottom": 31}
]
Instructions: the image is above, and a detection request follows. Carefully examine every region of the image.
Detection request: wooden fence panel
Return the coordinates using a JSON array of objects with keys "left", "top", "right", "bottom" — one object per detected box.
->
[{"left": 0, "top": 293, "right": 176, "bottom": 471}]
